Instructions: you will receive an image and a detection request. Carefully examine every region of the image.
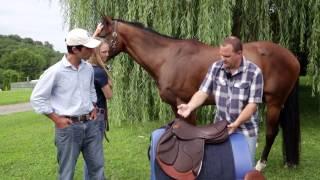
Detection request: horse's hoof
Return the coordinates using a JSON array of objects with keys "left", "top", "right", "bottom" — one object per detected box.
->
[
  {"left": 255, "top": 160, "right": 267, "bottom": 171},
  {"left": 284, "top": 163, "right": 297, "bottom": 169}
]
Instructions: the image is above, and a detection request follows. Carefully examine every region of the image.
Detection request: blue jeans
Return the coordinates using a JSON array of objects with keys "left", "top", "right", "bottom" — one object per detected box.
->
[
  {"left": 55, "top": 119, "right": 104, "bottom": 180},
  {"left": 83, "top": 113, "right": 106, "bottom": 180}
]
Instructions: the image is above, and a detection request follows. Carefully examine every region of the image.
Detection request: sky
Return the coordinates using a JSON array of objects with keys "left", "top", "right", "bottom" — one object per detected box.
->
[{"left": 0, "top": 0, "right": 68, "bottom": 52}]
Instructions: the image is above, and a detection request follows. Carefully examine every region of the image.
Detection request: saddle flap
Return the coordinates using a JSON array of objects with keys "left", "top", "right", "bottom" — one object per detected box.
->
[
  {"left": 157, "top": 128, "right": 179, "bottom": 165},
  {"left": 156, "top": 138, "right": 205, "bottom": 180},
  {"left": 175, "top": 139, "right": 204, "bottom": 173}
]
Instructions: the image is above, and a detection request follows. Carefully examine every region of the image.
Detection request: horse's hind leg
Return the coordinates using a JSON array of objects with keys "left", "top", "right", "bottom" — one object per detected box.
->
[{"left": 256, "top": 103, "right": 281, "bottom": 171}]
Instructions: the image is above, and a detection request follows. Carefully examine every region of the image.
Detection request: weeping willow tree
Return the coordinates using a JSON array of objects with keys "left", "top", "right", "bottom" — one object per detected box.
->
[
  {"left": 232, "top": 0, "right": 320, "bottom": 94},
  {"left": 307, "top": 0, "right": 320, "bottom": 95},
  {"left": 59, "top": 0, "right": 320, "bottom": 124}
]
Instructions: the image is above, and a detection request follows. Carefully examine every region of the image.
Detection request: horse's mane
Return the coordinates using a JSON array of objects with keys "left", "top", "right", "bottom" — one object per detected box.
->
[{"left": 113, "top": 19, "right": 181, "bottom": 40}]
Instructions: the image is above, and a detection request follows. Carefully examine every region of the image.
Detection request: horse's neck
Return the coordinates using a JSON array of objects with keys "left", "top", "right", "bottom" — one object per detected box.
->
[{"left": 118, "top": 23, "right": 173, "bottom": 80}]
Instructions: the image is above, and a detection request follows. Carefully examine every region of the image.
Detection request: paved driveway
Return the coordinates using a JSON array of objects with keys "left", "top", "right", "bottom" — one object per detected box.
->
[{"left": 0, "top": 103, "right": 33, "bottom": 115}]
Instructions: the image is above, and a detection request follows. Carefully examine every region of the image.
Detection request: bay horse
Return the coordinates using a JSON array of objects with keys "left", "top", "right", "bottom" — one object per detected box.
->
[{"left": 98, "top": 17, "right": 300, "bottom": 169}]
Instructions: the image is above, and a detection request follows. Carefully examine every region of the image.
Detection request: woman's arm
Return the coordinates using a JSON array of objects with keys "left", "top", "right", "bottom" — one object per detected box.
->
[
  {"left": 93, "top": 23, "right": 104, "bottom": 37},
  {"left": 101, "top": 84, "right": 112, "bottom": 100}
]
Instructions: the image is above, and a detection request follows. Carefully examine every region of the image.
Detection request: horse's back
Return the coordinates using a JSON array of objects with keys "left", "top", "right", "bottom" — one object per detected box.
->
[{"left": 244, "top": 41, "right": 299, "bottom": 74}]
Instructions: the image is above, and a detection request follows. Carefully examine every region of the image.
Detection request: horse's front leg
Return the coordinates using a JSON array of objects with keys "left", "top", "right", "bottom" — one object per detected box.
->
[
  {"left": 158, "top": 88, "right": 197, "bottom": 125},
  {"left": 174, "top": 99, "right": 197, "bottom": 125}
]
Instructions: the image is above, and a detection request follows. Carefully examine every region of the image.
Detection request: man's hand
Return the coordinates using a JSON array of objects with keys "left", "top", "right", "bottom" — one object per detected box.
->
[
  {"left": 227, "top": 122, "right": 240, "bottom": 134},
  {"left": 177, "top": 90, "right": 208, "bottom": 118},
  {"left": 227, "top": 103, "right": 258, "bottom": 134},
  {"left": 47, "top": 113, "right": 72, "bottom": 129},
  {"left": 55, "top": 117, "right": 73, "bottom": 129},
  {"left": 177, "top": 104, "right": 192, "bottom": 118},
  {"left": 90, "top": 107, "right": 97, "bottom": 120}
]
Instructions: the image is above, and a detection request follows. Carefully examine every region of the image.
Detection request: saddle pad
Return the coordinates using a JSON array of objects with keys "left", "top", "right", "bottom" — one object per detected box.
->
[
  {"left": 230, "top": 133, "right": 253, "bottom": 179},
  {"left": 150, "top": 128, "right": 166, "bottom": 180}
]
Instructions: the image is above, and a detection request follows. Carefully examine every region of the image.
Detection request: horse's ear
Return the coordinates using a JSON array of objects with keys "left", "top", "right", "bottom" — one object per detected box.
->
[
  {"left": 103, "top": 16, "right": 113, "bottom": 26},
  {"left": 99, "top": 13, "right": 106, "bottom": 21},
  {"left": 100, "top": 16, "right": 114, "bottom": 35}
]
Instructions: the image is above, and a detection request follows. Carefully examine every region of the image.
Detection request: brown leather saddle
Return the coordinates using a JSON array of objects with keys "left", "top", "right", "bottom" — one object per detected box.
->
[{"left": 156, "top": 119, "right": 229, "bottom": 180}]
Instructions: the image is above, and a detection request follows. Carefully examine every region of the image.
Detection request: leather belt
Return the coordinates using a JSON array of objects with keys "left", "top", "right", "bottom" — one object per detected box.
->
[{"left": 64, "top": 114, "right": 89, "bottom": 122}]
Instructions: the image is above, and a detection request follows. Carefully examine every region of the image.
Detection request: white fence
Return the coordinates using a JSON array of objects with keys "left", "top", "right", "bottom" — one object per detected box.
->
[{"left": 10, "top": 81, "right": 37, "bottom": 90}]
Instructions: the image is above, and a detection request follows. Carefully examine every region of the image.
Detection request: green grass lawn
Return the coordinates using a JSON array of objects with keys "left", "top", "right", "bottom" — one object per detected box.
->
[
  {"left": 0, "top": 112, "right": 161, "bottom": 179},
  {"left": 257, "top": 79, "right": 320, "bottom": 179},
  {"left": 0, "top": 89, "right": 32, "bottom": 105},
  {"left": 0, "top": 78, "right": 319, "bottom": 179}
]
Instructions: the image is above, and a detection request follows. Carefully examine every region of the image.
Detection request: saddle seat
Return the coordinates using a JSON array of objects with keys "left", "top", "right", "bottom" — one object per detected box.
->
[{"left": 156, "top": 119, "right": 229, "bottom": 180}]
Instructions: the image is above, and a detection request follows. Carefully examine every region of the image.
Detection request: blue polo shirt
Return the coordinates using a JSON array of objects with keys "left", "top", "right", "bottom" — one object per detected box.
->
[{"left": 93, "top": 66, "right": 108, "bottom": 109}]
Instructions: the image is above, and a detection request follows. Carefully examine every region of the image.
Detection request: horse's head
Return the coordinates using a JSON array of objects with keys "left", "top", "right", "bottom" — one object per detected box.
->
[{"left": 97, "top": 16, "right": 123, "bottom": 59}]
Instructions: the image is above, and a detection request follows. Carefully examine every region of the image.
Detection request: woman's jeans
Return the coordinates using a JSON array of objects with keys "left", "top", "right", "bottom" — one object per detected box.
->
[
  {"left": 83, "top": 112, "right": 106, "bottom": 180},
  {"left": 55, "top": 117, "right": 104, "bottom": 180}
]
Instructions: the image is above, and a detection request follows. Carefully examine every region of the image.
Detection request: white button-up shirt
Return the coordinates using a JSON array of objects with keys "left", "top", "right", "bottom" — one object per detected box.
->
[{"left": 30, "top": 55, "right": 97, "bottom": 116}]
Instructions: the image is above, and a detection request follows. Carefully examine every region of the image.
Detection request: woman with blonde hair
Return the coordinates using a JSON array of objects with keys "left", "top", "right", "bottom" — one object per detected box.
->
[{"left": 84, "top": 24, "right": 112, "bottom": 179}]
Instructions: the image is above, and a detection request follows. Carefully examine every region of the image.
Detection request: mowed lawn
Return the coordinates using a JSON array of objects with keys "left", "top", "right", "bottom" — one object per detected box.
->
[
  {"left": 0, "top": 89, "right": 32, "bottom": 105},
  {"left": 0, "top": 78, "right": 319, "bottom": 179},
  {"left": 258, "top": 81, "right": 320, "bottom": 179},
  {"left": 0, "top": 112, "right": 161, "bottom": 179}
]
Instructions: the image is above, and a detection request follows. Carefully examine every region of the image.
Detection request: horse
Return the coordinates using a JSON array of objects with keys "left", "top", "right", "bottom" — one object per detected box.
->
[{"left": 97, "top": 16, "right": 300, "bottom": 170}]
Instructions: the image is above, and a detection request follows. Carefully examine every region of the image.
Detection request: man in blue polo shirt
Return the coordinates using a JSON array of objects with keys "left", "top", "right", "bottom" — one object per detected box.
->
[
  {"left": 177, "top": 36, "right": 264, "bottom": 164},
  {"left": 30, "top": 28, "right": 105, "bottom": 179}
]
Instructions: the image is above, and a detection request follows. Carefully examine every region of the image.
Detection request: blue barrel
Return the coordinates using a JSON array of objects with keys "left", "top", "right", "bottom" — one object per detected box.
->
[{"left": 149, "top": 128, "right": 253, "bottom": 180}]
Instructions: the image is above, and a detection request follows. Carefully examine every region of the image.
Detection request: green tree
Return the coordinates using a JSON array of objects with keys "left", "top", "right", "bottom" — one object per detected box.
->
[
  {"left": 0, "top": 34, "right": 63, "bottom": 83},
  {"left": 59, "top": 0, "right": 320, "bottom": 123},
  {"left": 1, "top": 69, "right": 20, "bottom": 90},
  {"left": 0, "top": 68, "right": 4, "bottom": 89},
  {"left": 0, "top": 48, "right": 46, "bottom": 80}
]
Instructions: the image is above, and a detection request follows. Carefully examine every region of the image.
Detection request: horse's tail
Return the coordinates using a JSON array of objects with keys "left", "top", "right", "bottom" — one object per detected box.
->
[{"left": 279, "top": 80, "right": 300, "bottom": 166}]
